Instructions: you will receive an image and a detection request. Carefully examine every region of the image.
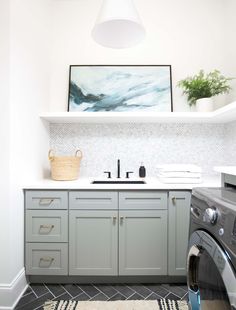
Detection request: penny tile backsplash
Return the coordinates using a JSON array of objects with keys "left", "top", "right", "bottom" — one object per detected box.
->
[{"left": 50, "top": 122, "right": 236, "bottom": 178}]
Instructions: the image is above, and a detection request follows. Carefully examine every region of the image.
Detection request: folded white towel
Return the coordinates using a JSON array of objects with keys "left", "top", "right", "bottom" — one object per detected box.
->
[
  {"left": 157, "top": 164, "right": 202, "bottom": 173},
  {"left": 159, "top": 177, "right": 202, "bottom": 184},
  {"left": 158, "top": 171, "right": 202, "bottom": 178}
]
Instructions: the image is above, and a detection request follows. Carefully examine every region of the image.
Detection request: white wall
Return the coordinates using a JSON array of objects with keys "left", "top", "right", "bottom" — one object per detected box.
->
[
  {"left": 9, "top": 0, "right": 52, "bottom": 280},
  {"left": 223, "top": 0, "right": 236, "bottom": 103},
  {"left": 50, "top": 0, "right": 232, "bottom": 112},
  {"left": 0, "top": 0, "right": 52, "bottom": 308},
  {"left": 0, "top": 0, "right": 11, "bottom": 285},
  {"left": 10, "top": 0, "right": 52, "bottom": 182}
]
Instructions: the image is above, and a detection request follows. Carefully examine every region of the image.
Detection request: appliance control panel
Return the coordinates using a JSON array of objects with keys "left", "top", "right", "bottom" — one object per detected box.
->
[
  {"left": 191, "top": 188, "right": 236, "bottom": 265},
  {"left": 218, "top": 228, "right": 224, "bottom": 236},
  {"left": 203, "top": 207, "right": 218, "bottom": 225}
]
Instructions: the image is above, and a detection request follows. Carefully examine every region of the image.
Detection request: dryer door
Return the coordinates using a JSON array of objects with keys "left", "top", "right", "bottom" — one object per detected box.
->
[{"left": 187, "top": 231, "right": 236, "bottom": 310}]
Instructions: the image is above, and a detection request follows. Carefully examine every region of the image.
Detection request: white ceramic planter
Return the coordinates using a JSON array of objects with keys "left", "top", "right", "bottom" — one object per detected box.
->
[{"left": 196, "top": 98, "right": 213, "bottom": 112}]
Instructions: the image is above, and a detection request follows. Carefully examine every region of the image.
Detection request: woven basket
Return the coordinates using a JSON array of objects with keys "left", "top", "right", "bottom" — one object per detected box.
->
[{"left": 48, "top": 149, "right": 82, "bottom": 181}]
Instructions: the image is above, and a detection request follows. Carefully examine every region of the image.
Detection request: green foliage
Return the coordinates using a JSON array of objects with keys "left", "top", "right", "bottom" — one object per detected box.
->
[{"left": 177, "top": 70, "right": 233, "bottom": 106}]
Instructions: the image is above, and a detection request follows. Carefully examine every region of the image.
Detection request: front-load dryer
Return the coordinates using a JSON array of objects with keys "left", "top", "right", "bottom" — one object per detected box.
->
[{"left": 187, "top": 187, "right": 236, "bottom": 310}]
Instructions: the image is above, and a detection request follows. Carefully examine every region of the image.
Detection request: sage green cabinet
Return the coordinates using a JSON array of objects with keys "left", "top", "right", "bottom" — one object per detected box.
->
[
  {"left": 119, "top": 210, "right": 167, "bottom": 275},
  {"left": 168, "top": 191, "right": 191, "bottom": 276},
  {"left": 69, "top": 191, "right": 168, "bottom": 277},
  {"left": 25, "top": 189, "right": 191, "bottom": 278},
  {"left": 69, "top": 210, "right": 118, "bottom": 276},
  {"left": 25, "top": 190, "right": 68, "bottom": 276}
]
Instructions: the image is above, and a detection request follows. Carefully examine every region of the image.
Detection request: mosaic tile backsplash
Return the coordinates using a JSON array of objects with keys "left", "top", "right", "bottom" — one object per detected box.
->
[
  {"left": 50, "top": 122, "right": 235, "bottom": 178},
  {"left": 225, "top": 120, "right": 236, "bottom": 164}
]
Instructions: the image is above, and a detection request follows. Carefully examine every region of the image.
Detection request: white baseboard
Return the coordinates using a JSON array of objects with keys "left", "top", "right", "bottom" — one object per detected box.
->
[{"left": 0, "top": 268, "right": 28, "bottom": 310}]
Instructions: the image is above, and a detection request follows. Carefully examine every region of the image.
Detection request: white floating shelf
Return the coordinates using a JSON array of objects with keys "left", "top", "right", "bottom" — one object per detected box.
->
[{"left": 40, "top": 101, "right": 236, "bottom": 124}]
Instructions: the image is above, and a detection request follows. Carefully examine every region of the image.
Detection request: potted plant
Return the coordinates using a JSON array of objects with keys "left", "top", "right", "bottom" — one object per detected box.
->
[{"left": 177, "top": 70, "right": 233, "bottom": 112}]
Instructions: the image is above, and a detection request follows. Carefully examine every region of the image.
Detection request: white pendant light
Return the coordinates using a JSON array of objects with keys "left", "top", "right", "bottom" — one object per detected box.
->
[{"left": 92, "top": 0, "right": 146, "bottom": 48}]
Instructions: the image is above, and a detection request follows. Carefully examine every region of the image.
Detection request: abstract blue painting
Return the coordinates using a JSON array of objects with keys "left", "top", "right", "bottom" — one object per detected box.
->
[{"left": 68, "top": 66, "right": 172, "bottom": 112}]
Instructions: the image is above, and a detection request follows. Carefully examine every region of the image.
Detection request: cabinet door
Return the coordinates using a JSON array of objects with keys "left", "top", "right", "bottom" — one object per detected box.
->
[
  {"left": 168, "top": 191, "right": 191, "bottom": 276},
  {"left": 119, "top": 210, "right": 167, "bottom": 276},
  {"left": 69, "top": 210, "right": 118, "bottom": 275}
]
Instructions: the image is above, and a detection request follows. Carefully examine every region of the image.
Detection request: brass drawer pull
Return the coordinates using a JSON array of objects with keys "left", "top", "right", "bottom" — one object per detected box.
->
[
  {"left": 40, "top": 257, "right": 54, "bottom": 262},
  {"left": 39, "top": 224, "right": 54, "bottom": 233},
  {"left": 120, "top": 216, "right": 124, "bottom": 224},
  {"left": 39, "top": 199, "right": 54, "bottom": 205},
  {"left": 39, "top": 256, "right": 54, "bottom": 267}
]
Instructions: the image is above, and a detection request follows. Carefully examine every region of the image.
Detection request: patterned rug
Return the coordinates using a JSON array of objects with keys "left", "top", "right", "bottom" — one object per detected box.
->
[{"left": 43, "top": 299, "right": 189, "bottom": 310}]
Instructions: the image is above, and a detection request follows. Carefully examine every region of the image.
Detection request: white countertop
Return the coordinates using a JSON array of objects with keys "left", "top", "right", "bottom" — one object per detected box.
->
[
  {"left": 214, "top": 166, "right": 236, "bottom": 176},
  {"left": 23, "top": 176, "right": 221, "bottom": 190}
]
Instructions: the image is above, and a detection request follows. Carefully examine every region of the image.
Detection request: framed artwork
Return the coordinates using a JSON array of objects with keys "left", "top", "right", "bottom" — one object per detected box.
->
[{"left": 68, "top": 65, "right": 173, "bottom": 112}]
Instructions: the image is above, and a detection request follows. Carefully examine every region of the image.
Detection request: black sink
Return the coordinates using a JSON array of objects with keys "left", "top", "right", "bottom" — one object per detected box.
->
[{"left": 92, "top": 180, "right": 146, "bottom": 184}]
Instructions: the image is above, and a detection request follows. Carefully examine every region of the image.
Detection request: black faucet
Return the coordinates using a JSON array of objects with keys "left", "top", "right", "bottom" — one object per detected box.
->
[{"left": 117, "top": 159, "right": 121, "bottom": 178}]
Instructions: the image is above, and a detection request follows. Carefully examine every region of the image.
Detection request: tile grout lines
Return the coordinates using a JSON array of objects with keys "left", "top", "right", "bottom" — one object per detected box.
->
[
  {"left": 72, "top": 284, "right": 91, "bottom": 300},
  {"left": 126, "top": 287, "right": 151, "bottom": 299},
  {"left": 43, "top": 284, "right": 56, "bottom": 299},
  {"left": 15, "top": 283, "right": 188, "bottom": 309},
  {"left": 108, "top": 291, "right": 127, "bottom": 301},
  {"left": 15, "top": 288, "right": 50, "bottom": 310},
  {"left": 126, "top": 291, "right": 143, "bottom": 300},
  {"left": 145, "top": 291, "right": 162, "bottom": 300},
  {"left": 90, "top": 285, "right": 110, "bottom": 300},
  {"left": 181, "top": 292, "right": 189, "bottom": 300},
  {"left": 22, "top": 291, "right": 34, "bottom": 299},
  {"left": 113, "top": 284, "right": 136, "bottom": 298},
  {"left": 29, "top": 286, "right": 39, "bottom": 299},
  {"left": 60, "top": 286, "right": 74, "bottom": 299}
]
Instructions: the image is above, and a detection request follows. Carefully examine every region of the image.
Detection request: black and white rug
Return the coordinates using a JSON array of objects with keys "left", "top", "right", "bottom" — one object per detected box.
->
[{"left": 44, "top": 299, "right": 189, "bottom": 310}]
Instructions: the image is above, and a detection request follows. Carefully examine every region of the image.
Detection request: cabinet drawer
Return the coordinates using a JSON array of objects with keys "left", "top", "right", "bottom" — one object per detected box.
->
[
  {"left": 25, "top": 243, "right": 68, "bottom": 275},
  {"left": 119, "top": 191, "right": 167, "bottom": 210},
  {"left": 26, "top": 210, "right": 68, "bottom": 242},
  {"left": 69, "top": 191, "right": 118, "bottom": 209},
  {"left": 25, "top": 191, "right": 68, "bottom": 210}
]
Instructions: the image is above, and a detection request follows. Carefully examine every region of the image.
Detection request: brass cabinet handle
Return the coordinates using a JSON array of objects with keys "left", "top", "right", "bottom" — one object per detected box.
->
[
  {"left": 39, "top": 224, "right": 54, "bottom": 234},
  {"left": 39, "top": 257, "right": 54, "bottom": 267},
  {"left": 39, "top": 199, "right": 54, "bottom": 205},
  {"left": 172, "top": 197, "right": 176, "bottom": 205},
  {"left": 112, "top": 216, "right": 117, "bottom": 224},
  {"left": 120, "top": 216, "right": 124, "bottom": 224},
  {"left": 40, "top": 224, "right": 54, "bottom": 229},
  {"left": 40, "top": 257, "right": 54, "bottom": 262}
]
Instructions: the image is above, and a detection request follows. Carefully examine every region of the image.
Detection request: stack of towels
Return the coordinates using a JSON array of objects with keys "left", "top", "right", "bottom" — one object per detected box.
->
[{"left": 157, "top": 164, "right": 202, "bottom": 183}]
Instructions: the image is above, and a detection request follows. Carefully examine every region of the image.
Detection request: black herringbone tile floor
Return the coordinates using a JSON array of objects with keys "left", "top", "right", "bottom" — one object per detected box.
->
[{"left": 15, "top": 283, "right": 188, "bottom": 310}]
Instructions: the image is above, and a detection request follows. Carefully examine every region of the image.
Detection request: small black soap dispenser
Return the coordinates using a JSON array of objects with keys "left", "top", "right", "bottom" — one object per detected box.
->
[{"left": 139, "top": 162, "right": 146, "bottom": 178}]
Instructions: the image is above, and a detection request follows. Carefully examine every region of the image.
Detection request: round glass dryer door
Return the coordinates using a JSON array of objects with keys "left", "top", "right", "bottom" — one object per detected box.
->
[{"left": 187, "top": 231, "right": 236, "bottom": 310}]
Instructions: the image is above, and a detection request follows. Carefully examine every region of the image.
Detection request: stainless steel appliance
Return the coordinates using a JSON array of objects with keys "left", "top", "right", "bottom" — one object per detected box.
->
[{"left": 187, "top": 187, "right": 236, "bottom": 310}]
